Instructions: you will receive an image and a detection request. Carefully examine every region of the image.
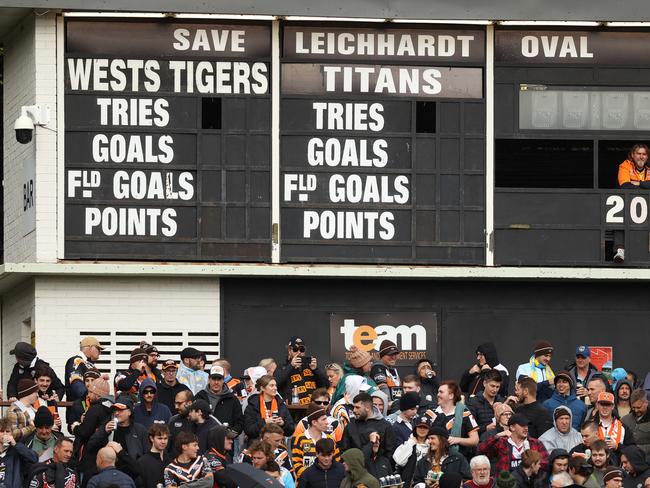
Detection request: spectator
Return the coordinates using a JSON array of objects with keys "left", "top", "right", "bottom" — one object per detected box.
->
[
  {"left": 342, "top": 392, "right": 396, "bottom": 477},
  {"left": 401, "top": 375, "right": 437, "bottom": 413},
  {"left": 392, "top": 392, "right": 421, "bottom": 445},
  {"left": 86, "top": 396, "right": 148, "bottom": 482},
  {"left": 431, "top": 381, "right": 479, "bottom": 458},
  {"left": 602, "top": 467, "right": 624, "bottom": 488},
  {"left": 156, "top": 360, "right": 189, "bottom": 414},
  {"left": 412, "top": 426, "right": 471, "bottom": 485},
  {"left": 461, "top": 343, "right": 509, "bottom": 398},
  {"left": 583, "top": 439, "right": 608, "bottom": 488},
  {"left": 566, "top": 346, "right": 598, "bottom": 402},
  {"left": 515, "top": 342, "right": 555, "bottom": 403},
  {"left": 332, "top": 346, "right": 375, "bottom": 405},
  {"left": 67, "top": 368, "right": 101, "bottom": 427},
  {"left": 615, "top": 380, "right": 632, "bottom": 418},
  {"left": 239, "top": 423, "right": 293, "bottom": 473},
  {"left": 176, "top": 347, "right": 208, "bottom": 395},
  {"left": 133, "top": 378, "right": 173, "bottom": 429},
  {"left": 370, "top": 340, "right": 403, "bottom": 408},
  {"left": 22, "top": 406, "right": 62, "bottom": 460},
  {"left": 592, "top": 392, "right": 633, "bottom": 451},
  {"left": 259, "top": 358, "right": 278, "bottom": 376},
  {"left": 26, "top": 436, "right": 77, "bottom": 488},
  {"left": 507, "top": 377, "right": 553, "bottom": 439},
  {"left": 213, "top": 359, "right": 246, "bottom": 399},
  {"left": 114, "top": 348, "right": 148, "bottom": 400},
  {"left": 481, "top": 403, "right": 514, "bottom": 443},
  {"left": 539, "top": 406, "right": 582, "bottom": 453},
  {"left": 326, "top": 363, "right": 343, "bottom": 397},
  {"left": 540, "top": 449, "right": 570, "bottom": 487},
  {"left": 139, "top": 424, "right": 170, "bottom": 488},
  {"left": 543, "top": 371, "right": 587, "bottom": 430},
  {"left": 292, "top": 404, "right": 339, "bottom": 479},
  {"left": 195, "top": 365, "right": 243, "bottom": 434},
  {"left": 6, "top": 343, "right": 64, "bottom": 402},
  {"left": 140, "top": 342, "right": 162, "bottom": 383},
  {"left": 585, "top": 376, "right": 610, "bottom": 419},
  {"left": 511, "top": 449, "right": 543, "bottom": 488},
  {"left": 371, "top": 390, "right": 389, "bottom": 418},
  {"left": 242, "top": 366, "right": 268, "bottom": 401},
  {"left": 478, "top": 413, "right": 548, "bottom": 473},
  {"left": 339, "top": 448, "right": 380, "bottom": 488},
  {"left": 7, "top": 379, "right": 39, "bottom": 441},
  {"left": 168, "top": 390, "right": 194, "bottom": 453},
  {"left": 87, "top": 445, "right": 136, "bottom": 488},
  {"left": 620, "top": 446, "right": 650, "bottom": 488},
  {"left": 205, "top": 426, "right": 237, "bottom": 488},
  {"left": 65, "top": 336, "right": 104, "bottom": 415},
  {"left": 33, "top": 366, "right": 62, "bottom": 418},
  {"left": 467, "top": 370, "right": 505, "bottom": 437},
  {"left": 299, "top": 438, "right": 346, "bottom": 488},
  {"left": 293, "top": 388, "right": 344, "bottom": 443},
  {"left": 626, "top": 371, "right": 638, "bottom": 389},
  {"left": 0, "top": 416, "right": 38, "bottom": 488},
  {"left": 415, "top": 359, "right": 440, "bottom": 405},
  {"left": 393, "top": 414, "right": 433, "bottom": 487},
  {"left": 622, "top": 389, "right": 650, "bottom": 457},
  {"left": 569, "top": 421, "right": 612, "bottom": 462},
  {"left": 331, "top": 375, "right": 369, "bottom": 429},
  {"left": 187, "top": 399, "right": 220, "bottom": 454},
  {"left": 464, "top": 455, "right": 494, "bottom": 488},
  {"left": 163, "top": 431, "right": 213, "bottom": 488},
  {"left": 249, "top": 440, "right": 295, "bottom": 488},
  {"left": 243, "top": 374, "right": 294, "bottom": 441},
  {"left": 274, "top": 336, "right": 327, "bottom": 405}
]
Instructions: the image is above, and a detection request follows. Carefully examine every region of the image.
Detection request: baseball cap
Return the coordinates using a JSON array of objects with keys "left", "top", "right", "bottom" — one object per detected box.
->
[
  {"left": 597, "top": 392, "right": 615, "bottom": 404},
  {"left": 162, "top": 359, "right": 177, "bottom": 370},
  {"left": 508, "top": 413, "right": 531, "bottom": 427},
  {"left": 181, "top": 347, "right": 203, "bottom": 360},
  {"left": 575, "top": 345, "right": 591, "bottom": 357},
  {"left": 414, "top": 414, "right": 433, "bottom": 428},
  {"left": 80, "top": 337, "right": 105, "bottom": 350},
  {"left": 189, "top": 399, "right": 211, "bottom": 417},
  {"left": 288, "top": 336, "right": 305, "bottom": 348},
  {"left": 112, "top": 396, "right": 134, "bottom": 411},
  {"left": 210, "top": 365, "right": 225, "bottom": 378},
  {"left": 10, "top": 342, "right": 37, "bottom": 359}
]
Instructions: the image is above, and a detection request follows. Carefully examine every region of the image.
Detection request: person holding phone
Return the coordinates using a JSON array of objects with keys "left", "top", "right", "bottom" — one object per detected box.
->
[
  {"left": 274, "top": 336, "right": 328, "bottom": 406},
  {"left": 244, "top": 375, "right": 295, "bottom": 441},
  {"left": 114, "top": 347, "right": 149, "bottom": 400},
  {"left": 412, "top": 426, "right": 470, "bottom": 488}
]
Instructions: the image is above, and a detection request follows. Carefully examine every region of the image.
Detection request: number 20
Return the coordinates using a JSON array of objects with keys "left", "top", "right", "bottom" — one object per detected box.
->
[{"left": 605, "top": 195, "right": 648, "bottom": 224}]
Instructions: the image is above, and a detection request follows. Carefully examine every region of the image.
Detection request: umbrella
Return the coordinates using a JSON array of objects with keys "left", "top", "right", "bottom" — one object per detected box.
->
[{"left": 225, "top": 463, "right": 285, "bottom": 488}]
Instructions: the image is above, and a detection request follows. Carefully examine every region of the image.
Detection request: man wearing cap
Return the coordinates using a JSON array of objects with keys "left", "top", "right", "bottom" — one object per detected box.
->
[
  {"left": 370, "top": 340, "right": 403, "bottom": 408},
  {"left": 21, "top": 406, "right": 62, "bottom": 460},
  {"left": 156, "top": 359, "right": 190, "bottom": 413},
  {"left": 114, "top": 347, "right": 149, "bottom": 400},
  {"left": 479, "top": 413, "right": 549, "bottom": 473},
  {"left": 603, "top": 466, "right": 624, "bottom": 488},
  {"left": 292, "top": 403, "right": 340, "bottom": 479},
  {"left": 195, "top": 365, "right": 243, "bottom": 435},
  {"left": 188, "top": 399, "right": 221, "bottom": 454},
  {"left": 543, "top": 371, "right": 587, "bottom": 430},
  {"left": 139, "top": 341, "right": 163, "bottom": 383},
  {"left": 66, "top": 368, "right": 101, "bottom": 428},
  {"left": 7, "top": 379, "right": 39, "bottom": 441},
  {"left": 7, "top": 342, "right": 64, "bottom": 402},
  {"left": 515, "top": 341, "right": 556, "bottom": 403},
  {"left": 65, "top": 336, "right": 104, "bottom": 409},
  {"left": 177, "top": 347, "right": 209, "bottom": 395},
  {"left": 567, "top": 346, "right": 599, "bottom": 402},
  {"left": 539, "top": 406, "right": 582, "bottom": 453},
  {"left": 85, "top": 395, "right": 148, "bottom": 482},
  {"left": 133, "top": 378, "right": 173, "bottom": 429},
  {"left": 391, "top": 391, "right": 422, "bottom": 445},
  {"left": 275, "top": 336, "right": 327, "bottom": 406},
  {"left": 594, "top": 392, "right": 633, "bottom": 452},
  {"left": 213, "top": 359, "right": 246, "bottom": 399}
]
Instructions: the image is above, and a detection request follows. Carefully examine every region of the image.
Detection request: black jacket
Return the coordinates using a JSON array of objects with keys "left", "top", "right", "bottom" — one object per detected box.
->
[
  {"left": 300, "top": 461, "right": 346, "bottom": 488},
  {"left": 138, "top": 450, "right": 169, "bottom": 488},
  {"left": 195, "top": 386, "right": 244, "bottom": 434},
  {"left": 0, "top": 443, "right": 39, "bottom": 488},
  {"left": 515, "top": 401, "right": 553, "bottom": 439},
  {"left": 243, "top": 393, "right": 295, "bottom": 440},
  {"left": 511, "top": 465, "right": 541, "bottom": 488},
  {"left": 621, "top": 445, "right": 650, "bottom": 488},
  {"left": 195, "top": 416, "right": 221, "bottom": 454},
  {"left": 412, "top": 453, "right": 471, "bottom": 484},
  {"left": 466, "top": 391, "right": 504, "bottom": 435},
  {"left": 168, "top": 413, "right": 193, "bottom": 456},
  {"left": 155, "top": 380, "right": 189, "bottom": 414},
  {"left": 71, "top": 398, "right": 113, "bottom": 475},
  {"left": 7, "top": 358, "right": 65, "bottom": 400},
  {"left": 459, "top": 343, "right": 509, "bottom": 398},
  {"left": 342, "top": 412, "right": 397, "bottom": 478}
]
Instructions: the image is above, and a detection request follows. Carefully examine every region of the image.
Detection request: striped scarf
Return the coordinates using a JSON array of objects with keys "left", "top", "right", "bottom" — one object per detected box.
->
[{"left": 527, "top": 356, "right": 555, "bottom": 383}]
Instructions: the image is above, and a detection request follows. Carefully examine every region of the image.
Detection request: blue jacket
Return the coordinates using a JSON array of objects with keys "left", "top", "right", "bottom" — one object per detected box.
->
[
  {"left": 87, "top": 466, "right": 136, "bottom": 488},
  {"left": 543, "top": 390, "right": 587, "bottom": 430},
  {"left": 133, "top": 378, "right": 172, "bottom": 429},
  {"left": 1, "top": 442, "right": 38, "bottom": 488}
]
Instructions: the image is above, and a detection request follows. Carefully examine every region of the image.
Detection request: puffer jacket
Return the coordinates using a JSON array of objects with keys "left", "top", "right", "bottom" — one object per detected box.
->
[{"left": 467, "top": 391, "right": 505, "bottom": 435}]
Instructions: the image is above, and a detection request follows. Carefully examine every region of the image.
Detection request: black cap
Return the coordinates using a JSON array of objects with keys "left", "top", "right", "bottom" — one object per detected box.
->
[
  {"left": 508, "top": 413, "right": 531, "bottom": 427},
  {"left": 181, "top": 347, "right": 203, "bottom": 360},
  {"left": 189, "top": 399, "right": 211, "bottom": 417},
  {"left": 10, "top": 342, "right": 37, "bottom": 360},
  {"left": 112, "top": 395, "right": 134, "bottom": 411},
  {"left": 288, "top": 336, "right": 305, "bottom": 347},
  {"left": 427, "top": 425, "right": 449, "bottom": 439}
]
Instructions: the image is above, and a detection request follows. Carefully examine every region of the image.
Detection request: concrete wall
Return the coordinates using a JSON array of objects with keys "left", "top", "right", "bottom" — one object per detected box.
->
[{"left": 1, "top": 280, "right": 35, "bottom": 390}]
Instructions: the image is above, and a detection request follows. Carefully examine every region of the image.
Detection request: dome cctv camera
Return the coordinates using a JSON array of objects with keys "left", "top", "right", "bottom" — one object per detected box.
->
[{"left": 14, "top": 113, "right": 34, "bottom": 144}]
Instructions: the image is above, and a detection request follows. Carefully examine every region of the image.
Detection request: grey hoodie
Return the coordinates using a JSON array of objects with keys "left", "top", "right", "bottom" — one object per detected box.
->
[{"left": 539, "top": 406, "right": 583, "bottom": 452}]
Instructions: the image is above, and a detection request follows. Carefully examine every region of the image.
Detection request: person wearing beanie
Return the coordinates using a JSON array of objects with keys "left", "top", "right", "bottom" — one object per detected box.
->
[
  {"left": 480, "top": 402, "right": 514, "bottom": 443},
  {"left": 114, "top": 347, "right": 149, "bottom": 400},
  {"left": 602, "top": 466, "right": 624, "bottom": 488},
  {"left": 21, "top": 406, "right": 62, "bottom": 459},
  {"left": 274, "top": 336, "right": 328, "bottom": 406},
  {"left": 412, "top": 425, "right": 471, "bottom": 485},
  {"left": 392, "top": 391, "right": 421, "bottom": 444},
  {"left": 369, "top": 339, "right": 403, "bottom": 409},
  {"left": 463, "top": 455, "right": 494, "bottom": 488},
  {"left": 543, "top": 371, "right": 587, "bottom": 431},
  {"left": 460, "top": 343, "right": 510, "bottom": 398},
  {"left": 292, "top": 388, "right": 344, "bottom": 445},
  {"left": 495, "top": 470, "right": 516, "bottom": 488},
  {"left": 292, "top": 403, "right": 340, "bottom": 479},
  {"left": 539, "top": 406, "right": 583, "bottom": 453},
  {"left": 467, "top": 370, "right": 506, "bottom": 437},
  {"left": 6, "top": 379, "right": 39, "bottom": 441},
  {"left": 515, "top": 341, "right": 556, "bottom": 403},
  {"left": 331, "top": 345, "right": 378, "bottom": 405},
  {"left": 139, "top": 341, "right": 163, "bottom": 383},
  {"left": 6, "top": 342, "right": 64, "bottom": 402}
]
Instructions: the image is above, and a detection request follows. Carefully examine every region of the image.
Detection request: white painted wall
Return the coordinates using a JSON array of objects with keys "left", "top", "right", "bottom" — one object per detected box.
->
[{"left": 1, "top": 280, "right": 35, "bottom": 391}]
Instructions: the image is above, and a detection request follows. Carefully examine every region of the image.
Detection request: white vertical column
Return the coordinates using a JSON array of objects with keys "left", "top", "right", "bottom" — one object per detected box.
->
[
  {"left": 56, "top": 14, "right": 65, "bottom": 260},
  {"left": 485, "top": 24, "right": 495, "bottom": 266},
  {"left": 271, "top": 20, "right": 281, "bottom": 263}
]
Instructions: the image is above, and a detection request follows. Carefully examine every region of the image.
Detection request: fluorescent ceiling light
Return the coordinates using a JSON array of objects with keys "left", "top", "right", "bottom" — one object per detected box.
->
[
  {"left": 606, "top": 22, "right": 650, "bottom": 27},
  {"left": 391, "top": 19, "right": 492, "bottom": 25},
  {"left": 64, "top": 12, "right": 167, "bottom": 18},
  {"left": 283, "top": 16, "right": 386, "bottom": 22},
  {"left": 174, "top": 13, "right": 276, "bottom": 20},
  {"left": 499, "top": 20, "right": 601, "bottom": 26}
]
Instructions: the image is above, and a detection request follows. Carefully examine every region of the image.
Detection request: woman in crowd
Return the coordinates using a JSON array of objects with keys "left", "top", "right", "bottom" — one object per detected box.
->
[
  {"left": 480, "top": 402, "right": 513, "bottom": 442},
  {"left": 413, "top": 426, "right": 470, "bottom": 487},
  {"left": 243, "top": 375, "right": 294, "bottom": 441},
  {"left": 393, "top": 415, "right": 434, "bottom": 487},
  {"left": 326, "top": 363, "right": 343, "bottom": 397}
]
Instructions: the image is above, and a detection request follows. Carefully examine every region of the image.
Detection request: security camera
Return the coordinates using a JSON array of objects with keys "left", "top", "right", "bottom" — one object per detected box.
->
[
  {"left": 14, "top": 105, "right": 50, "bottom": 144},
  {"left": 14, "top": 113, "right": 34, "bottom": 144}
]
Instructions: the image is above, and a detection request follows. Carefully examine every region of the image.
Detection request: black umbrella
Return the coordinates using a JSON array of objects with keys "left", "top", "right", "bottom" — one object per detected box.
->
[{"left": 225, "top": 463, "right": 285, "bottom": 488}]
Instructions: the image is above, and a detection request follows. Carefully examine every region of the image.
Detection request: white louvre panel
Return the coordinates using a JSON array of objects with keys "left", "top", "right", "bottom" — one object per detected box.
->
[{"left": 78, "top": 330, "right": 220, "bottom": 377}]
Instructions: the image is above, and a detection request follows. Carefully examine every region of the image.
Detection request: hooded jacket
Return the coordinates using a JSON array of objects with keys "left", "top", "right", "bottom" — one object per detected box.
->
[
  {"left": 536, "top": 448, "right": 569, "bottom": 488},
  {"left": 205, "top": 426, "right": 237, "bottom": 488},
  {"left": 133, "top": 378, "right": 173, "bottom": 429},
  {"left": 195, "top": 383, "right": 244, "bottom": 434},
  {"left": 460, "top": 343, "right": 510, "bottom": 398},
  {"left": 542, "top": 389, "right": 587, "bottom": 430},
  {"left": 539, "top": 406, "right": 583, "bottom": 453},
  {"left": 615, "top": 380, "right": 633, "bottom": 419},
  {"left": 155, "top": 379, "right": 190, "bottom": 414},
  {"left": 340, "top": 448, "right": 380, "bottom": 488},
  {"left": 243, "top": 392, "right": 295, "bottom": 440},
  {"left": 622, "top": 407, "right": 650, "bottom": 458},
  {"left": 621, "top": 445, "right": 650, "bottom": 488}
]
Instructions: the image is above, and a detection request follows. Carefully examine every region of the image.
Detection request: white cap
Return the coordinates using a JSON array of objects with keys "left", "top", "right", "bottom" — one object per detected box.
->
[{"left": 209, "top": 365, "right": 225, "bottom": 377}]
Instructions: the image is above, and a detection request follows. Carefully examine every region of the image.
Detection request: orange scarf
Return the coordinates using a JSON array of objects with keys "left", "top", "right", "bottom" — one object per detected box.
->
[{"left": 259, "top": 395, "right": 279, "bottom": 419}]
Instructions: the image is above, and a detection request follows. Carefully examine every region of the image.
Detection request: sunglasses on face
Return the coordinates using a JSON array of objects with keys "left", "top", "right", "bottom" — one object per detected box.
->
[
  {"left": 143, "top": 390, "right": 156, "bottom": 395},
  {"left": 313, "top": 400, "right": 329, "bottom": 405},
  {"left": 292, "top": 346, "right": 306, "bottom": 353}
]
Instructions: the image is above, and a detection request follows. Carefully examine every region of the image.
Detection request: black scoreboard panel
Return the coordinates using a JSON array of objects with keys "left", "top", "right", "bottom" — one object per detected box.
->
[
  {"left": 279, "top": 25, "right": 487, "bottom": 263},
  {"left": 494, "top": 28, "right": 650, "bottom": 266},
  {"left": 64, "top": 20, "right": 272, "bottom": 261}
]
